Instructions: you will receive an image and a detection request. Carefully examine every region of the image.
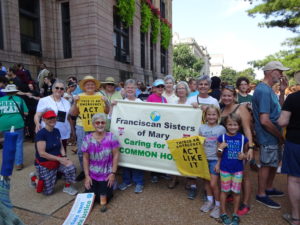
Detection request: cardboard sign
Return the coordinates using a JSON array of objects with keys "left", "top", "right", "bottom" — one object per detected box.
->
[
  {"left": 78, "top": 96, "right": 105, "bottom": 131},
  {"left": 63, "top": 193, "right": 95, "bottom": 225},
  {"left": 167, "top": 136, "right": 210, "bottom": 180}
]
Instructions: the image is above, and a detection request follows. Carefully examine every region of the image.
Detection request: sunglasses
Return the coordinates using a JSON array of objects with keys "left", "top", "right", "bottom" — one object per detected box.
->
[
  {"left": 156, "top": 85, "right": 165, "bottom": 88},
  {"left": 94, "top": 121, "right": 106, "bottom": 125},
  {"left": 107, "top": 83, "right": 115, "bottom": 86},
  {"left": 224, "top": 85, "right": 235, "bottom": 91},
  {"left": 55, "top": 87, "right": 65, "bottom": 91}
]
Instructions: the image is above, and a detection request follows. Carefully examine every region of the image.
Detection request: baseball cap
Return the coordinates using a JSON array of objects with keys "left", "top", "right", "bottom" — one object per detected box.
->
[
  {"left": 42, "top": 110, "right": 57, "bottom": 119},
  {"left": 153, "top": 79, "right": 165, "bottom": 87},
  {"left": 262, "top": 61, "right": 290, "bottom": 71}
]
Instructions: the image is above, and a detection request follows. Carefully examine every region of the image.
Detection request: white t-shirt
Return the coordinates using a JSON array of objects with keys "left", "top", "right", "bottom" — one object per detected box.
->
[
  {"left": 175, "top": 99, "right": 189, "bottom": 105},
  {"left": 162, "top": 92, "right": 179, "bottom": 104},
  {"left": 124, "top": 98, "right": 143, "bottom": 102},
  {"left": 36, "top": 96, "right": 71, "bottom": 139},
  {"left": 186, "top": 95, "right": 219, "bottom": 108}
]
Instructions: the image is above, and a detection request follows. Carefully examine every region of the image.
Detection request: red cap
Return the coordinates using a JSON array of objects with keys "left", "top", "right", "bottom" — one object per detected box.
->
[{"left": 42, "top": 110, "right": 57, "bottom": 119}]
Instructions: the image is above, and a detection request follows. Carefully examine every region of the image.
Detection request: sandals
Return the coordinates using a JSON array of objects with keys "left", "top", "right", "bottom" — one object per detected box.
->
[{"left": 283, "top": 213, "right": 300, "bottom": 225}]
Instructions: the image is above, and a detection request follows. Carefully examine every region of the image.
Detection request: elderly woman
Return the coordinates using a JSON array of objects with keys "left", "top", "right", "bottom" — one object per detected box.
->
[
  {"left": 162, "top": 75, "right": 178, "bottom": 104},
  {"left": 220, "top": 85, "right": 254, "bottom": 216},
  {"left": 167, "top": 81, "right": 190, "bottom": 189},
  {"left": 117, "top": 79, "right": 145, "bottom": 193},
  {"left": 0, "top": 84, "right": 28, "bottom": 170},
  {"left": 70, "top": 76, "right": 109, "bottom": 181},
  {"left": 82, "top": 113, "right": 120, "bottom": 212},
  {"left": 186, "top": 75, "right": 219, "bottom": 199},
  {"left": 35, "top": 80, "right": 71, "bottom": 153},
  {"left": 147, "top": 79, "right": 167, "bottom": 183},
  {"left": 30, "top": 110, "right": 77, "bottom": 196}
]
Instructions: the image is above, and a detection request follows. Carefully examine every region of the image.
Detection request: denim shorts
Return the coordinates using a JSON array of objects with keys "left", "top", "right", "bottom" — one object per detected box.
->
[
  {"left": 208, "top": 160, "right": 219, "bottom": 176},
  {"left": 260, "top": 144, "right": 282, "bottom": 167},
  {"left": 281, "top": 140, "right": 300, "bottom": 177}
]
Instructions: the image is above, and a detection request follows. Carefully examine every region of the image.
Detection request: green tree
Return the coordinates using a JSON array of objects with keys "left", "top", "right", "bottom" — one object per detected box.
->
[
  {"left": 220, "top": 67, "right": 238, "bottom": 85},
  {"left": 247, "top": 0, "right": 300, "bottom": 33},
  {"left": 173, "top": 44, "right": 204, "bottom": 81}
]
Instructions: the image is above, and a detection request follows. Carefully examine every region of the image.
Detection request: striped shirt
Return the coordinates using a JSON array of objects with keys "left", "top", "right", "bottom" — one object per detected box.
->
[{"left": 82, "top": 132, "right": 120, "bottom": 181}]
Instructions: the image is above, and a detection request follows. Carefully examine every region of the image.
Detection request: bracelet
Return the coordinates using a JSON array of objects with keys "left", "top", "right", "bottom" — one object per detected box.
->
[
  {"left": 248, "top": 146, "right": 255, "bottom": 149},
  {"left": 218, "top": 148, "right": 223, "bottom": 153}
]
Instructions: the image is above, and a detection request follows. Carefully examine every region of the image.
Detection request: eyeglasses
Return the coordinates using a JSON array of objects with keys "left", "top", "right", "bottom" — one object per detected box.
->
[
  {"left": 55, "top": 87, "right": 64, "bottom": 91},
  {"left": 224, "top": 85, "right": 235, "bottom": 91},
  {"left": 94, "top": 121, "right": 106, "bottom": 125},
  {"left": 156, "top": 85, "right": 165, "bottom": 88}
]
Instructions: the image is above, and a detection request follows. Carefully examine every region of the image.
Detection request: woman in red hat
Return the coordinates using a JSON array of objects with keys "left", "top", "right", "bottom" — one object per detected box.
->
[{"left": 30, "top": 110, "right": 77, "bottom": 196}]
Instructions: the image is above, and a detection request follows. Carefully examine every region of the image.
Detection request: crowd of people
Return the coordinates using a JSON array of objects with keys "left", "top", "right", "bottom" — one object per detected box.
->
[{"left": 0, "top": 61, "right": 299, "bottom": 225}]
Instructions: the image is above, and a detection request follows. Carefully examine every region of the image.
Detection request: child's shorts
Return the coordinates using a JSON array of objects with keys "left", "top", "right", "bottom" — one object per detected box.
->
[{"left": 220, "top": 170, "right": 243, "bottom": 194}]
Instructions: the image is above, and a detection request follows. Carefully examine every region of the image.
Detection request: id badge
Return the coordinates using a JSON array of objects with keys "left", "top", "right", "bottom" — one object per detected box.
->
[{"left": 57, "top": 110, "right": 66, "bottom": 122}]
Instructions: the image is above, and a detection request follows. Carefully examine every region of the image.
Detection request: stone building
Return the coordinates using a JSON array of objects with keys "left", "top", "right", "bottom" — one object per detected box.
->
[
  {"left": 173, "top": 32, "right": 211, "bottom": 76},
  {"left": 0, "top": 0, "right": 173, "bottom": 84},
  {"left": 210, "top": 54, "right": 224, "bottom": 77}
]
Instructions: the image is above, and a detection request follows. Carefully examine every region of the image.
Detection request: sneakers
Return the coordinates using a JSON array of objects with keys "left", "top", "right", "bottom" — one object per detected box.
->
[
  {"left": 209, "top": 206, "right": 220, "bottom": 219},
  {"left": 256, "top": 195, "right": 281, "bottom": 209},
  {"left": 151, "top": 176, "right": 159, "bottom": 183},
  {"left": 237, "top": 203, "right": 250, "bottom": 216},
  {"left": 118, "top": 183, "right": 132, "bottom": 191},
  {"left": 16, "top": 164, "right": 24, "bottom": 171},
  {"left": 231, "top": 214, "right": 240, "bottom": 225},
  {"left": 265, "top": 188, "right": 284, "bottom": 197},
  {"left": 187, "top": 187, "right": 197, "bottom": 200},
  {"left": 220, "top": 214, "right": 231, "bottom": 225},
  {"left": 200, "top": 201, "right": 214, "bottom": 213},
  {"left": 29, "top": 172, "right": 37, "bottom": 188},
  {"left": 134, "top": 184, "right": 144, "bottom": 193},
  {"left": 63, "top": 186, "right": 78, "bottom": 196}
]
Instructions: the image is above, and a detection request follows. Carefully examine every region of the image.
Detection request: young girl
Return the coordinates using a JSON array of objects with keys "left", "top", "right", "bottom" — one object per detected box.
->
[
  {"left": 199, "top": 105, "right": 226, "bottom": 219},
  {"left": 217, "top": 113, "right": 248, "bottom": 225}
]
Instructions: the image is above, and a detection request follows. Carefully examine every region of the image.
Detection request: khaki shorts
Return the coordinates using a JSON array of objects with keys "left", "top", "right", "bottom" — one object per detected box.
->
[{"left": 259, "top": 144, "right": 282, "bottom": 167}]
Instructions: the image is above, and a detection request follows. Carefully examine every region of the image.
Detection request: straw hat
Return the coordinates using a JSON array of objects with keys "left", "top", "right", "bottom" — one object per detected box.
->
[
  {"left": 79, "top": 76, "right": 101, "bottom": 90},
  {"left": 101, "top": 77, "right": 116, "bottom": 85},
  {"left": 1, "top": 84, "right": 19, "bottom": 93}
]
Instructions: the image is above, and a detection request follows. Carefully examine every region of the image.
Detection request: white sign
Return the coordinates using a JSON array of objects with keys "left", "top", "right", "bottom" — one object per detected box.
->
[
  {"left": 111, "top": 101, "right": 202, "bottom": 175},
  {"left": 63, "top": 193, "right": 95, "bottom": 225}
]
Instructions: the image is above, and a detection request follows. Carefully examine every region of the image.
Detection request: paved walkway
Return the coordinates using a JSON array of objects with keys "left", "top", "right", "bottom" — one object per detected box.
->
[{"left": 4, "top": 141, "right": 290, "bottom": 225}]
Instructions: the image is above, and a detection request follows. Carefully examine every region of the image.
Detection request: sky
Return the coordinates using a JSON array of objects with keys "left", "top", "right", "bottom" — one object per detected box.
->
[{"left": 172, "top": 0, "right": 296, "bottom": 79}]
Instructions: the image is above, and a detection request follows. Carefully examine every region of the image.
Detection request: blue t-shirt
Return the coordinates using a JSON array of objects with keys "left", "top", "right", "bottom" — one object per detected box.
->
[
  {"left": 35, "top": 128, "right": 61, "bottom": 163},
  {"left": 218, "top": 133, "right": 248, "bottom": 173},
  {"left": 252, "top": 82, "right": 281, "bottom": 145}
]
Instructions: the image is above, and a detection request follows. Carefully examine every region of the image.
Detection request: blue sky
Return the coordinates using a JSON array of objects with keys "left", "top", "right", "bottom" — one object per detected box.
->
[{"left": 172, "top": 0, "right": 296, "bottom": 78}]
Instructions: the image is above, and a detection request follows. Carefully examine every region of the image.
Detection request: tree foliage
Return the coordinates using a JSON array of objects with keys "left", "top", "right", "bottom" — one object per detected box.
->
[
  {"left": 220, "top": 67, "right": 258, "bottom": 85},
  {"left": 248, "top": 48, "right": 300, "bottom": 77},
  {"left": 173, "top": 44, "right": 204, "bottom": 81},
  {"left": 247, "top": 0, "right": 300, "bottom": 33}
]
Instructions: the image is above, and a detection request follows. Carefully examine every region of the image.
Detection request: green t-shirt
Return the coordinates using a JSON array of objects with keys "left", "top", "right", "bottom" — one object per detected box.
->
[
  {"left": 237, "top": 93, "right": 252, "bottom": 104},
  {"left": 0, "top": 95, "right": 28, "bottom": 131}
]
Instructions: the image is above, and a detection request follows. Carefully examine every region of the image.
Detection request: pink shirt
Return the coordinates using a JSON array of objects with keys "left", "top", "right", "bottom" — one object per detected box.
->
[{"left": 147, "top": 93, "right": 167, "bottom": 103}]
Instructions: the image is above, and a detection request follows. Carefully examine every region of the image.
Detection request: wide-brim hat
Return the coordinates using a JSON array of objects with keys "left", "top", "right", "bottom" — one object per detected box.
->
[
  {"left": 79, "top": 76, "right": 101, "bottom": 90},
  {"left": 101, "top": 76, "right": 116, "bottom": 85},
  {"left": 1, "top": 84, "right": 19, "bottom": 93},
  {"left": 262, "top": 61, "right": 290, "bottom": 71}
]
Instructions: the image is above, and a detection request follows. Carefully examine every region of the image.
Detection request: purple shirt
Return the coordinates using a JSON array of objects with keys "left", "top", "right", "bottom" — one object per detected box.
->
[
  {"left": 81, "top": 132, "right": 120, "bottom": 181},
  {"left": 147, "top": 93, "right": 167, "bottom": 103}
]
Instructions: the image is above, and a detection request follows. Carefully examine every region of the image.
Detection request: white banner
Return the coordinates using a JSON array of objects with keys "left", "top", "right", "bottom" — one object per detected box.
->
[{"left": 111, "top": 100, "right": 202, "bottom": 175}]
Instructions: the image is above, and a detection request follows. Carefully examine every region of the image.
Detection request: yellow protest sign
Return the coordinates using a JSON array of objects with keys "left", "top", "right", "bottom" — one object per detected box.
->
[
  {"left": 78, "top": 95, "right": 105, "bottom": 131},
  {"left": 167, "top": 136, "right": 210, "bottom": 180}
]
